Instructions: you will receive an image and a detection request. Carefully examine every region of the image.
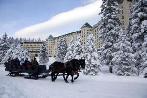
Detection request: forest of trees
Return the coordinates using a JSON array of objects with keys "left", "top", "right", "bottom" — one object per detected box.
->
[{"left": 99, "top": 0, "right": 147, "bottom": 76}]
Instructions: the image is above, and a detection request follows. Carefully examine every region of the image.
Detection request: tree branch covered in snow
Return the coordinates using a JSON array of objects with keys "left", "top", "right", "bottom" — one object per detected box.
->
[
  {"left": 64, "top": 37, "right": 83, "bottom": 62},
  {"left": 56, "top": 38, "right": 67, "bottom": 62},
  {"left": 83, "top": 34, "right": 101, "bottom": 75},
  {"left": 39, "top": 43, "right": 49, "bottom": 65}
]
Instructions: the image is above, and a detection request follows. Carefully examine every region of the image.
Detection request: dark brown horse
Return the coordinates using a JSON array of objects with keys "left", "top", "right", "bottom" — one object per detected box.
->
[
  {"left": 48, "top": 59, "right": 85, "bottom": 83},
  {"left": 48, "top": 62, "right": 65, "bottom": 81},
  {"left": 64, "top": 59, "right": 85, "bottom": 83}
]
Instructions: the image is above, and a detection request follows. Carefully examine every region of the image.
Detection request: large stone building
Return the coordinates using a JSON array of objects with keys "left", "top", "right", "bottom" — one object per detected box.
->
[
  {"left": 47, "top": 31, "right": 81, "bottom": 57},
  {"left": 46, "top": 22, "right": 101, "bottom": 57},
  {"left": 91, "top": 22, "right": 102, "bottom": 48},
  {"left": 21, "top": 41, "right": 44, "bottom": 58}
]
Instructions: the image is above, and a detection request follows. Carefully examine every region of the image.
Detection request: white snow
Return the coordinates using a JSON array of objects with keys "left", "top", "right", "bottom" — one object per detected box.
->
[
  {"left": 36, "top": 57, "right": 56, "bottom": 69},
  {"left": 0, "top": 65, "right": 147, "bottom": 98},
  {"left": 142, "top": 20, "right": 147, "bottom": 26}
]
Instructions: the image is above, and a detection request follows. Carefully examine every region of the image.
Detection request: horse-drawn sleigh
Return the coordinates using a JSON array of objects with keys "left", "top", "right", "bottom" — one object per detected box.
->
[
  {"left": 4, "top": 58, "right": 47, "bottom": 79},
  {"left": 4, "top": 58, "right": 85, "bottom": 83}
]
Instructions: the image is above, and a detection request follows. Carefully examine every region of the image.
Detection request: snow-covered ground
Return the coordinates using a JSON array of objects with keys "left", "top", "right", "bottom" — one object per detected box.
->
[{"left": 0, "top": 66, "right": 147, "bottom": 98}]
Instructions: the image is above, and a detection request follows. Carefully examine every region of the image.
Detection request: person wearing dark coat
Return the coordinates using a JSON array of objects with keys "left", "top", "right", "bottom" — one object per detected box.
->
[
  {"left": 32, "top": 57, "right": 39, "bottom": 67},
  {"left": 15, "top": 58, "right": 20, "bottom": 69},
  {"left": 23, "top": 58, "right": 31, "bottom": 70}
]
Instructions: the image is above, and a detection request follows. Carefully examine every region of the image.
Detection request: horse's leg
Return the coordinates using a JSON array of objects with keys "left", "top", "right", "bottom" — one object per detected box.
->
[
  {"left": 74, "top": 72, "right": 79, "bottom": 80},
  {"left": 71, "top": 71, "right": 75, "bottom": 82},
  {"left": 51, "top": 72, "right": 55, "bottom": 81},
  {"left": 71, "top": 74, "right": 74, "bottom": 83},
  {"left": 53, "top": 73, "right": 58, "bottom": 81},
  {"left": 54, "top": 73, "right": 59, "bottom": 80},
  {"left": 63, "top": 72, "right": 68, "bottom": 83},
  {"left": 63, "top": 72, "right": 66, "bottom": 81},
  {"left": 65, "top": 73, "right": 69, "bottom": 83}
]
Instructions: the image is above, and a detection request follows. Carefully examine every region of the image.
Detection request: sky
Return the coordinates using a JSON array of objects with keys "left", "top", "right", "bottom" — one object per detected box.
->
[{"left": 0, "top": 0, "right": 102, "bottom": 39}]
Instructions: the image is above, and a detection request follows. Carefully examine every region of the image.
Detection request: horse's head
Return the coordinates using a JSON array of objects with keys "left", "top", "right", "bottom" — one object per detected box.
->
[{"left": 79, "top": 59, "right": 85, "bottom": 69}]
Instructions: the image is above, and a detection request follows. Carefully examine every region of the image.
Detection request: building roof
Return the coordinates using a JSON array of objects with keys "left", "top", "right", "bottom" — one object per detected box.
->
[
  {"left": 54, "top": 31, "right": 81, "bottom": 39},
  {"left": 48, "top": 35, "right": 54, "bottom": 39},
  {"left": 81, "top": 22, "right": 92, "bottom": 29}
]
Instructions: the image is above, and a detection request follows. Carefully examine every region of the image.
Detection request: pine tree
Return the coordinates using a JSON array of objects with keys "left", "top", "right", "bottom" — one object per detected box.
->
[
  {"left": 140, "top": 12, "right": 147, "bottom": 74},
  {"left": 72, "top": 37, "right": 83, "bottom": 59},
  {"left": 2, "top": 44, "right": 30, "bottom": 64},
  {"left": 14, "top": 38, "right": 21, "bottom": 46},
  {"left": 56, "top": 38, "right": 67, "bottom": 62},
  {"left": 0, "top": 33, "right": 10, "bottom": 62},
  {"left": 64, "top": 38, "right": 75, "bottom": 62},
  {"left": 64, "top": 37, "right": 83, "bottom": 62},
  {"left": 8, "top": 37, "right": 15, "bottom": 45},
  {"left": 112, "top": 31, "right": 135, "bottom": 76},
  {"left": 142, "top": 34, "right": 147, "bottom": 73},
  {"left": 130, "top": 0, "right": 147, "bottom": 75},
  {"left": 99, "top": 0, "right": 121, "bottom": 72},
  {"left": 39, "top": 43, "right": 49, "bottom": 65},
  {"left": 83, "top": 34, "right": 101, "bottom": 75},
  {"left": 1, "top": 44, "right": 15, "bottom": 64}
]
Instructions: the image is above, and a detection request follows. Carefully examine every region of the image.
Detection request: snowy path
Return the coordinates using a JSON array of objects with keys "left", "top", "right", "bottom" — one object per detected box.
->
[{"left": 0, "top": 66, "right": 147, "bottom": 98}]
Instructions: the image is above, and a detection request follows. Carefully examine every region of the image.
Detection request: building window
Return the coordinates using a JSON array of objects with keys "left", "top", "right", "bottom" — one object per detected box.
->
[
  {"left": 35, "top": 54, "right": 38, "bottom": 57},
  {"left": 122, "top": 16, "right": 124, "bottom": 19}
]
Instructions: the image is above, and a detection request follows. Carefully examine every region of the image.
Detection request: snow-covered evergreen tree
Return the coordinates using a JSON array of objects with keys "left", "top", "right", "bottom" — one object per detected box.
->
[
  {"left": 99, "top": 0, "right": 121, "bottom": 72},
  {"left": 13, "top": 44, "right": 31, "bottom": 63},
  {"left": 2, "top": 44, "right": 30, "bottom": 64},
  {"left": 56, "top": 38, "right": 67, "bottom": 62},
  {"left": 141, "top": 34, "right": 147, "bottom": 73},
  {"left": 72, "top": 37, "right": 83, "bottom": 59},
  {"left": 0, "top": 33, "right": 10, "bottom": 62},
  {"left": 39, "top": 43, "right": 49, "bottom": 65},
  {"left": 140, "top": 17, "right": 147, "bottom": 74},
  {"left": 14, "top": 38, "right": 21, "bottom": 46},
  {"left": 64, "top": 37, "right": 83, "bottom": 62},
  {"left": 1, "top": 44, "right": 15, "bottom": 64},
  {"left": 8, "top": 37, "right": 15, "bottom": 45},
  {"left": 130, "top": 0, "right": 147, "bottom": 75},
  {"left": 64, "top": 38, "right": 75, "bottom": 62},
  {"left": 83, "top": 34, "right": 100, "bottom": 75},
  {"left": 112, "top": 31, "right": 135, "bottom": 76}
]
